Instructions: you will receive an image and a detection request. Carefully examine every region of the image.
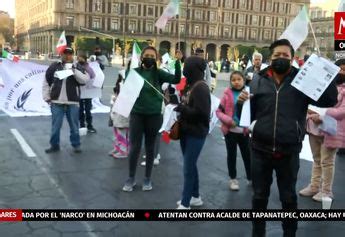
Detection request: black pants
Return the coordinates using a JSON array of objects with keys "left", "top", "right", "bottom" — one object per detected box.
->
[
  {"left": 79, "top": 99, "right": 92, "bottom": 128},
  {"left": 128, "top": 113, "right": 163, "bottom": 179},
  {"left": 251, "top": 149, "right": 299, "bottom": 237},
  {"left": 224, "top": 132, "right": 251, "bottom": 180}
]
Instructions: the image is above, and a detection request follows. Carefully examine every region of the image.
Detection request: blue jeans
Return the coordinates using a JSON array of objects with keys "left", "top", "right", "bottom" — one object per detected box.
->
[
  {"left": 50, "top": 103, "right": 80, "bottom": 148},
  {"left": 180, "top": 134, "right": 206, "bottom": 207}
]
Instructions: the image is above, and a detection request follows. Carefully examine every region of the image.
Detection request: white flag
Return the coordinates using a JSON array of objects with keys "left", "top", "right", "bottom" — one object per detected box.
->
[
  {"left": 155, "top": 0, "right": 179, "bottom": 29},
  {"left": 56, "top": 31, "right": 67, "bottom": 54},
  {"left": 279, "top": 6, "right": 309, "bottom": 51},
  {"left": 339, "top": 0, "right": 345, "bottom": 11}
]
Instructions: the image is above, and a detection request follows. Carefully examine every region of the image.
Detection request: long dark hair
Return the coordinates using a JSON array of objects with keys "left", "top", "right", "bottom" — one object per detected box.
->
[{"left": 140, "top": 46, "right": 159, "bottom": 70}]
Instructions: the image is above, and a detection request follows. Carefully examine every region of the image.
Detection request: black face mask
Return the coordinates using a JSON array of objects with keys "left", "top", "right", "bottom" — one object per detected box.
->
[
  {"left": 271, "top": 58, "right": 291, "bottom": 74},
  {"left": 142, "top": 58, "right": 156, "bottom": 68},
  {"left": 335, "top": 74, "right": 345, "bottom": 85}
]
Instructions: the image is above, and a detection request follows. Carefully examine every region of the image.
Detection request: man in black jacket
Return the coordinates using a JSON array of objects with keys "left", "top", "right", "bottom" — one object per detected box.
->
[
  {"left": 43, "top": 48, "right": 90, "bottom": 153},
  {"left": 238, "top": 39, "right": 338, "bottom": 237}
]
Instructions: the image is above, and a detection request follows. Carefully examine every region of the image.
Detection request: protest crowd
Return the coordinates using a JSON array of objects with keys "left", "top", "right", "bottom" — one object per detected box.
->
[{"left": 1, "top": 4, "right": 345, "bottom": 237}]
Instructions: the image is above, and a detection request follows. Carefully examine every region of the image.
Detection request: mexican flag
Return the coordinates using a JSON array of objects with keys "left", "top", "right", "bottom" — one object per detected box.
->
[
  {"left": 2, "top": 50, "right": 19, "bottom": 62},
  {"left": 56, "top": 31, "right": 67, "bottom": 54},
  {"left": 130, "top": 41, "right": 142, "bottom": 69},
  {"left": 155, "top": 0, "right": 179, "bottom": 29}
]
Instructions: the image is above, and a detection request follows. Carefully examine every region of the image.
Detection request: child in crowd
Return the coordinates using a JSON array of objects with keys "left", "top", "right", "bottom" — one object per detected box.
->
[
  {"left": 109, "top": 70, "right": 130, "bottom": 159},
  {"left": 216, "top": 71, "right": 251, "bottom": 191}
]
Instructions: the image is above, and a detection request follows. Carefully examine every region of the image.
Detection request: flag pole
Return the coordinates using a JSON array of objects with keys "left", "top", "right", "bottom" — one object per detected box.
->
[
  {"left": 309, "top": 21, "right": 321, "bottom": 56},
  {"left": 178, "top": 0, "right": 181, "bottom": 53}
]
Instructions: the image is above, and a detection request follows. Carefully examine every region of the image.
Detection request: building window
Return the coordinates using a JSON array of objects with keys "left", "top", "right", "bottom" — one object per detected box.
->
[
  {"left": 265, "top": 16, "right": 271, "bottom": 26},
  {"left": 277, "top": 17, "right": 284, "bottom": 27},
  {"left": 146, "top": 22, "right": 153, "bottom": 33},
  {"left": 225, "top": 12, "right": 231, "bottom": 22},
  {"left": 264, "top": 30, "right": 271, "bottom": 40},
  {"left": 252, "top": 15, "right": 258, "bottom": 25},
  {"left": 224, "top": 27, "right": 230, "bottom": 37},
  {"left": 195, "top": 0, "right": 203, "bottom": 4},
  {"left": 266, "top": 0, "right": 272, "bottom": 11},
  {"left": 66, "top": 0, "right": 74, "bottom": 9},
  {"left": 210, "top": 11, "right": 216, "bottom": 21},
  {"left": 180, "top": 8, "right": 186, "bottom": 18},
  {"left": 276, "top": 31, "right": 282, "bottom": 38},
  {"left": 195, "top": 10, "right": 202, "bottom": 20},
  {"left": 180, "top": 24, "right": 185, "bottom": 33},
  {"left": 194, "top": 25, "right": 200, "bottom": 35},
  {"left": 112, "top": 2, "right": 120, "bottom": 14},
  {"left": 250, "top": 29, "right": 257, "bottom": 40},
  {"left": 209, "top": 26, "right": 216, "bottom": 36},
  {"left": 240, "top": 0, "right": 247, "bottom": 9},
  {"left": 237, "top": 28, "right": 244, "bottom": 38},
  {"left": 225, "top": 0, "right": 231, "bottom": 7},
  {"left": 147, "top": 6, "right": 154, "bottom": 17},
  {"left": 254, "top": 0, "right": 260, "bottom": 11},
  {"left": 66, "top": 16, "right": 74, "bottom": 26},
  {"left": 129, "top": 4, "right": 137, "bottom": 15},
  {"left": 279, "top": 3, "right": 285, "bottom": 13},
  {"left": 92, "top": 18, "right": 101, "bottom": 29},
  {"left": 238, "top": 14, "right": 245, "bottom": 24},
  {"left": 164, "top": 24, "right": 170, "bottom": 33},
  {"left": 111, "top": 19, "right": 119, "bottom": 30},
  {"left": 93, "top": 0, "right": 102, "bottom": 12},
  {"left": 211, "top": 0, "right": 217, "bottom": 5},
  {"left": 129, "top": 20, "right": 137, "bottom": 32}
]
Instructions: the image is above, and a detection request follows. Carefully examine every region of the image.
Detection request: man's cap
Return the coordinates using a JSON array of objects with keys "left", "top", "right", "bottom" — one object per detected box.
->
[
  {"left": 63, "top": 47, "right": 74, "bottom": 54},
  {"left": 335, "top": 58, "right": 345, "bottom": 66}
]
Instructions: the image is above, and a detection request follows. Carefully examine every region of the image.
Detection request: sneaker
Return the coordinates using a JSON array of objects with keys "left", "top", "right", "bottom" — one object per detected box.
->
[
  {"left": 112, "top": 153, "right": 127, "bottom": 159},
  {"left": 108, "top": 149, "right": 116, "bottom": 156},
  {"left": 141, "top": 158, "right": 160, "bottom": 166},
  {"left": 177, "top": 204, "right": 191, "bottom": 210},
  {"left": 73, "top": 146, "right": 82, "bottom": 153},
  {"left": 122, "top": 178, "right": 136, "bottom": 192},
  {"left": 312, "top": 192, "right": 333, "bottom": 202},
  {"left": 177, "top": 197, "right": 203, "bottom": 207},
  {"left": 299, "top": 185, "right": 319, "bottom": 197},
  {"left": 142, "top": 178, "right": 153, "bottom": 191},
  {"left": 45, "top": 146, "right": 60, "bottom": 153},
  {"left": 87, "top": 127, "right": 97, "bottom": 133},
  {"left": 229, "top": 179, "right": 240, "bottom": 191}
]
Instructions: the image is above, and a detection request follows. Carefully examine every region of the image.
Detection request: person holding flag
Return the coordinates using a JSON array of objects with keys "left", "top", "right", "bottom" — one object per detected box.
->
[{"left": 122, "top": 46, "right": 182, "bottom": 192}]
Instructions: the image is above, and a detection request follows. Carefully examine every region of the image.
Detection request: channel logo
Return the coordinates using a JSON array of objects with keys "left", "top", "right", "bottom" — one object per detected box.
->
[{"left": 335, "top": 12, "right": 345, "bottom": 50}]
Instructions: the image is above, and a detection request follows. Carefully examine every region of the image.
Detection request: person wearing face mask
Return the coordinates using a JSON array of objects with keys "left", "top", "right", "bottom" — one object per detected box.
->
[
  {"left": 43, "top": 48, "right": 90, "bottom": 153},
  {"left": 77, "top": 52, "right": 97, "bottom": 133},
  {"left": 122, "top": 46, "right": 182, "bottom": 192},
  {"left": 174, "top": 54, "right": 211, "bottom": 209},
  {"left": 237, "top": 39, "right": 338, "bottom": 237},
  {"left": 299, "top": 59, "right": 345, "bottom": 202}
]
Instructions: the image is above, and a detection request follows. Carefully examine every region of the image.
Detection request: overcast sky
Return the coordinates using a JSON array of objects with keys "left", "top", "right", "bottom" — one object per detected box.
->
[{"left": 0, "top": 0, "right": 341, "bottom": 19}]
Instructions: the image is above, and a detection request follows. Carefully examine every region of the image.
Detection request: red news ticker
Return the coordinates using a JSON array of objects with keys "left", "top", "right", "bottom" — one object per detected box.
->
[{"left": 0, "top": 209, "right": 23, "bottom": 222}]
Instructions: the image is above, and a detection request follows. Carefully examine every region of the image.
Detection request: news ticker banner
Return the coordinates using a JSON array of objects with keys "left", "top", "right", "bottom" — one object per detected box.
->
[{"left": 1, "top": 210, "right": 345, "bottom": 222}]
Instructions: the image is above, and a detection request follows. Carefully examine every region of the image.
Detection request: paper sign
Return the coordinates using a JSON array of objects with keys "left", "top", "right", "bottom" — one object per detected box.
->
[
  {"left": 113, "top": 69, "right": 144, "bottom": 117},
  {"left": 54, "top": 69, "right": 74, "bottom": 80},
  {"left": 291, "top": 54, "right": 340, "bottom": 101},
  {"left": 89, "top": 62, "right": 105, "bottom": 88},
  {"left": 159, "top": 104, "right": 178, "bottom": 133},
  {"left": 209, "top": 94, "right": 220, "bottom": 133},
  {"left": 239, "top": 86, "right": 251, "bottom": 127}
]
